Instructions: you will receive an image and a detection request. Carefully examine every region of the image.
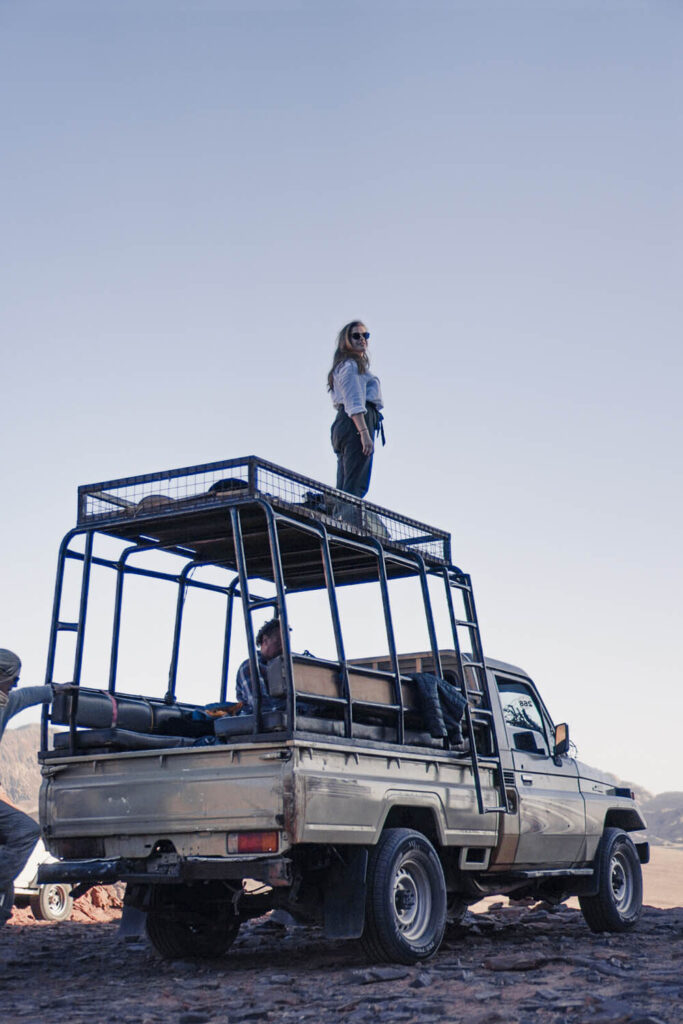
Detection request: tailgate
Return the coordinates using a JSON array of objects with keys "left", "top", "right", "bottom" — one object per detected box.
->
[{"left": 40, "top": 742, "right": 291, "bottom": 859}]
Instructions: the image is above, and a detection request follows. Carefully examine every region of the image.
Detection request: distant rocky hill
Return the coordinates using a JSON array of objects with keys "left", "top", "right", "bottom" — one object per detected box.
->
[
  {"left": 636, "top": 791, "right": 683, "bottom": 847},
  {"left": 2, "top": 724, "right": 682, "bottom": 846},
  {"left": 0, "top": 724, "right": 52, "bottom": 812},
  {"left": 595, "top": 769, "right": 683, "bottom": 848}
]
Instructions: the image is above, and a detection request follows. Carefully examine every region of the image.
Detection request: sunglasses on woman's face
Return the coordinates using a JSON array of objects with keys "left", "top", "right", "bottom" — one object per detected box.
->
[{"left": 351, "top": 331, "right": 370, "bottom": 341}]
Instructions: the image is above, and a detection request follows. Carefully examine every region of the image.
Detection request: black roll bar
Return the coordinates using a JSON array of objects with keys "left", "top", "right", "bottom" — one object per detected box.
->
[
  {"left": 109, "top": 543, "right": 160, "bottom": 694},
  {"left": 230, "top": 506, "right": 262, "bottom": 734},
  {"left": 219, "top": 577, "right": 240, "bottom": 704}
]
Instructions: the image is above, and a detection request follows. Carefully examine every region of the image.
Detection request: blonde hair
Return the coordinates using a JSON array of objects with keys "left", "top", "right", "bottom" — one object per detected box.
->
[{"left": 327, "top": 321, "right": 369, "bottom": 391}]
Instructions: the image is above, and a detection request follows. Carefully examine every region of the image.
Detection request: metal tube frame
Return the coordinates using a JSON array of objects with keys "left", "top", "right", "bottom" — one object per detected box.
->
[
  {"left": 230, "top": 506, "right": 263, "bottom": 733},
  {"left": 219, "top": 578, "right": 240, "bottom": 704},
  {"left": 42, "top": 491, "right": 507, "bottom": 818},
  {"left": 108, "top": 543, "right": 160, "bottom": 694}
]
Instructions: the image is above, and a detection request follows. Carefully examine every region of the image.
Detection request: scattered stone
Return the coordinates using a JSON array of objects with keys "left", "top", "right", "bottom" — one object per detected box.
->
[
  {"left": 591, "top": 996, "right": 639, "bottom": 1018},
  {"left": 409, "top": 971, "right": 432, "bottom": 988},
  {"left": 482, "top": 952, "right": 549, "bottom": 971},
  {"left": 350, "top": 965, "right": 410, "bottom": 984},
  {"left": 473, "top": 987, "right": 499, "bottom": 1001},
  {"left": 1, "top": 902, "right": 680, "bottom": 1024},
  {"left": 268, "top": 909, "right": 299, "bottom": 928},
  {"left": 567, "top": 954, "right": 630, "bottom": 979}
]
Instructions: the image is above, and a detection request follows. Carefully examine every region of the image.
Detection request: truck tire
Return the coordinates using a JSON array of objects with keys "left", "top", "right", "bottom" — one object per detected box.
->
[
  {"left": 146, "top": 885, "right": 240, "bottom": 959},
  {"left": 361, "top": 828, "right": 447, "bottom": 964},
  {"left": 30, "top": 883, "right": 74, "bottom": 922},
  {"left": 446, "top": 894, "right": 468, "bottom": 926},
  {"left": 579, "top": 828, "right": 643, "bottom": 933}
]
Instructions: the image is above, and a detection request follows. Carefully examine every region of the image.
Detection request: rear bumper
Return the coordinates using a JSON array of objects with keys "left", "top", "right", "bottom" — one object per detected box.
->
[{"left": 38, "top": 854, "right": 293, "bottom": 887}]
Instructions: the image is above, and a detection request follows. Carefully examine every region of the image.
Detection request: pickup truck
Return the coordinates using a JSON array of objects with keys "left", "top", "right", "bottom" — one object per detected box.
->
[{"left": 38, "top": 457, "right": 648, "bottom": 963}]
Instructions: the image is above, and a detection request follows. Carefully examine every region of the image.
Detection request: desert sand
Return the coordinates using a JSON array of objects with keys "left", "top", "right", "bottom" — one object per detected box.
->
[{"left": 641, "top": 845, "right": 683, "bottom": 909}]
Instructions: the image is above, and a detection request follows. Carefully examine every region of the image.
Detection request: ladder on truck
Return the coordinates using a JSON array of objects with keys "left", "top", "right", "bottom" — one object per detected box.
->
[
  {"left": 42, "top": 531, "right": 94, "bottom": 750},
  {"left": 441, "top": 565, "right": 510, "bottom": 817}
]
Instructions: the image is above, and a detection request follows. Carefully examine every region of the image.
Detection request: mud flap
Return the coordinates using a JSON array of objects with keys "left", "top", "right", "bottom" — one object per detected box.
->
[
  {"left": 118, "top": 883, "right": 151, "bottom": 939},
  {"left": 323, "top": 848, "right": 368, "bottom": 939},
  {"left": 118, "top": 904, "right": 147, "bottom": 939}
]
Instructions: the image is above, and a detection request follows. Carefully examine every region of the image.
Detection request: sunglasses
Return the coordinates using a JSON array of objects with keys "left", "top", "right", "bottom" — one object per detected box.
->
[{"left": 350, "top": 331, "right": 370, "bottom": 341}]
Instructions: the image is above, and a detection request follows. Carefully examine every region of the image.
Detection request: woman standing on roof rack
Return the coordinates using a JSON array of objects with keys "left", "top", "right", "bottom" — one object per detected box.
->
[{"left": 328, "top": 320, "right": 384, "bottom": 500}]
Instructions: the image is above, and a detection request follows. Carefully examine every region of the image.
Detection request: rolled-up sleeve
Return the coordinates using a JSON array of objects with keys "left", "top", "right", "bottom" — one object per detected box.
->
[{"left": 334, "top": 361, "right": 367, "bottom": 415}]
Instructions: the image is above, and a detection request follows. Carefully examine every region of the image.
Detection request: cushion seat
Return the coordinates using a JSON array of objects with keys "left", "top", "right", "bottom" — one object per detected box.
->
[{"left": 52, "top": 728, "right": 196, "bottom": 752}]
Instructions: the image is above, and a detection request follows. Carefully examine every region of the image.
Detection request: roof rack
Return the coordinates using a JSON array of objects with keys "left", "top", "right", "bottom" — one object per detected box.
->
[{"left": 77, "top": 456, "right": 451, "bottom": 569}]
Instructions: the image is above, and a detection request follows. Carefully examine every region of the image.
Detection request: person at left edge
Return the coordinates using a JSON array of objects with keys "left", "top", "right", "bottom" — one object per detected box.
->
[{"left": 0, "top": 648, "right": 76, "bottom": 928}]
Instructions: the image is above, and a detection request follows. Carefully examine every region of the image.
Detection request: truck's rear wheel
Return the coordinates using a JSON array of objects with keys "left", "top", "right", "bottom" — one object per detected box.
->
[
  {"left": 446, "top": 894, "right": 468, "bottom": 925},
  {"left": 361, "top": 828, "right": 447, "bottom": 964},
  {"left": 30, "top": 883, "right": 73, "bottom": 922},
  {"left": 579, "top": 828, "right": 642, "bottom": 933},
  {"left": 146, "top": 885, "right": 240, "bottom": 959}
]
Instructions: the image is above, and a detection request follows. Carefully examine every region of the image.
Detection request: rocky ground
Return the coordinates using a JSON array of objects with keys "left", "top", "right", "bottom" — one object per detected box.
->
[{"left": 1, "top": 898, "right": 681, "bottom": 1024}]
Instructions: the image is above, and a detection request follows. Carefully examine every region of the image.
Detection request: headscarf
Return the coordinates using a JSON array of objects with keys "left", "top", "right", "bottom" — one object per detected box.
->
[{"left": 0, "top": 649, "right": 21, "bottom": 684}]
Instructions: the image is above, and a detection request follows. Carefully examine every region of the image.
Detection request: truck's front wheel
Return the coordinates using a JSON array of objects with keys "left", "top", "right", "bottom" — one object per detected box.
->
[
  {"left": 146, "top": 884, "right": 240, "bottom": 959},
  {"left": 579, "top": 828, "right": 643, "bottom": 933},
  {"left": 362, "top": 828, "right": 447, "bottom": 964}
]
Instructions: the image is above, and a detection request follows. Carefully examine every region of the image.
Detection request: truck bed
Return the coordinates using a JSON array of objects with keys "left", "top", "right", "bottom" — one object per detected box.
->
[{"left": 40, "top": 737, "right": 501, "bottom": 866}]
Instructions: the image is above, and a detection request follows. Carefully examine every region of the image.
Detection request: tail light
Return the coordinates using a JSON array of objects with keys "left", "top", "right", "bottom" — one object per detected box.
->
[{"left": 227, "top": 831, "right": 279, "bottom": 854}]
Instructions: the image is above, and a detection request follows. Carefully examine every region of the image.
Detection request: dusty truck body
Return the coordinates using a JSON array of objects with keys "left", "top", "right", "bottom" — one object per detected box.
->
[{"left": 39, "top": 457, "right": 648, "bottom": 962}]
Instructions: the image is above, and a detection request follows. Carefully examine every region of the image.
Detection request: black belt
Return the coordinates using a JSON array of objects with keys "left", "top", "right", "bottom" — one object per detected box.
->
[{"left": 367, "top": 402, "right": 386, "bottom": 446}]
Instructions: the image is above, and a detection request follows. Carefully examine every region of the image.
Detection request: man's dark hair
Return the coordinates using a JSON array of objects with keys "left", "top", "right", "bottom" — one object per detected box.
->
[{"left": 256, "top": 618, "right": 281, "bottom": 647}]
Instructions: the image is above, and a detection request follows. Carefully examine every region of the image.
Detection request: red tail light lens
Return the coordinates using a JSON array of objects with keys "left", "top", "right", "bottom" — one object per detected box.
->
[{"left": 227, "top": 831, "right": 279, "bottom": 854}]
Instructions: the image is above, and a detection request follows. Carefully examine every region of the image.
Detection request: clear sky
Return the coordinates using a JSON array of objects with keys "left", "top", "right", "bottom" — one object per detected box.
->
[{"left": 1, "top": 0, "right": 681, "bottom": 795}]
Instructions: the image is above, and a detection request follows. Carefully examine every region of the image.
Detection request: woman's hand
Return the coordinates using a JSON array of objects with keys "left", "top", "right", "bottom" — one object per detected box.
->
[
  {"left": 351, "top": 412, "right": 374, "bottom": 455},
  {"left": 359, "top": 428, "right": 374, "bottom": 456}
]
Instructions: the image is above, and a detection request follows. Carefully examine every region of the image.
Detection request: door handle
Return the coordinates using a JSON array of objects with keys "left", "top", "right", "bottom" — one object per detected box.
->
[{"left": 521, "top": 774, "right": 534, "bottom": 785}]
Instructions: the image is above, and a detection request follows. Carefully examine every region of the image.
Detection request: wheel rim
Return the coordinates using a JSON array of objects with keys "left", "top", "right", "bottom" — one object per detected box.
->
[
  {"left": 609, "top": 850, "right": 634, "bottom": 914},
  {"left": 47, "top": 885, "right": 69, "bottom": 915},
  {"left": 392, "top": 855, "right": 432, "bottom": 942}
]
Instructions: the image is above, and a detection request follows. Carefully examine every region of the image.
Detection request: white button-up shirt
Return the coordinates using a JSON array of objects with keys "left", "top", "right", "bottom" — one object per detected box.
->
[{"left": 330, "top": 359, "right": 384, "bottom": 416}]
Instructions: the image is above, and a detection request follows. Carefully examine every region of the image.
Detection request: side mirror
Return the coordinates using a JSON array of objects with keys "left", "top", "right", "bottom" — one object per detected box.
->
[{"left": 554, "top": 722, "right": 570, "bottom": 757}]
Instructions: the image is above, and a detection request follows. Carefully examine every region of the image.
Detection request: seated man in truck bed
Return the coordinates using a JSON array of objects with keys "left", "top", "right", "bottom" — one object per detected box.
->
[
  {"left": 235, "top": 619, "right": 318, "bottom": 720},
  {"left": 235, "top": 619, "right": 286, "bottom": 715}
]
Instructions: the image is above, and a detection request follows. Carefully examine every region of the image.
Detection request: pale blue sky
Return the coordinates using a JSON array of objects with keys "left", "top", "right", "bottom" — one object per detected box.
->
[{"left": 1, "top": 1, "right": 681, "bottom": 794}]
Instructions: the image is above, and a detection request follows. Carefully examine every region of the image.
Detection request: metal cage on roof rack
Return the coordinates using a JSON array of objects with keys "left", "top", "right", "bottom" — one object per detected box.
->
[{"left": 77, "top": 456, "right": 451, "bottom": 566}]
